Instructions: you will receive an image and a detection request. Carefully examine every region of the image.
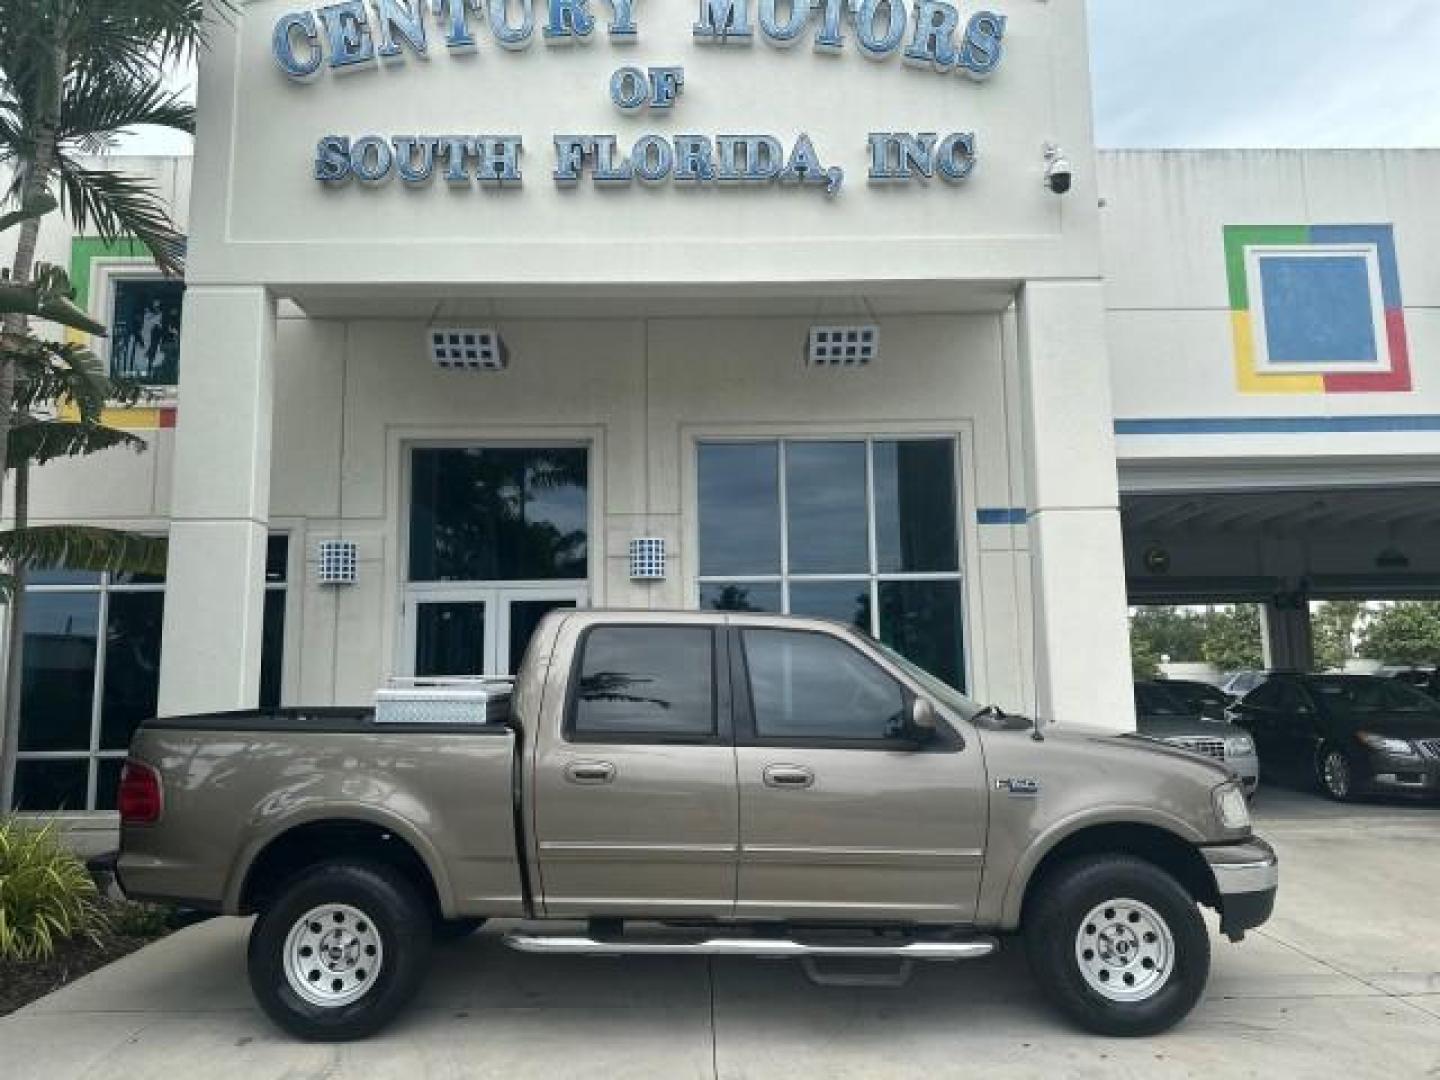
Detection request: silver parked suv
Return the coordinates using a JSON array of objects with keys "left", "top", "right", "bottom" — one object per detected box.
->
[{"left": 1135, "top": 682, "right": 1260, "bottom": 797}]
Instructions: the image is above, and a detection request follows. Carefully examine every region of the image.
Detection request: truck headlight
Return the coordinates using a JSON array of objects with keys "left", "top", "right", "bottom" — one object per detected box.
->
[
  {"left": 1224, "top": 734, "right": 1255, "bottom": 757},
  {"left": 1213, "top": 781, "right": 1251, "bottom": 831},
  {"left": 1356, "top": 731, "right": 1419, "bottom": 757}
]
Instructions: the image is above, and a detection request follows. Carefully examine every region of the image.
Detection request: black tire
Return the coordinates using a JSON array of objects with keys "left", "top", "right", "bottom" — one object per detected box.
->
[
  {"left": 247, "top": 860, "right": 433, "bottom": 1041},
  {"left": 433, "top": 917, "right": 487, "bottom": 943},
  {"left": 1024, "top": 855, "right": 1210, "bottom": 1037},
  {"left": 1316, "top": 743, "right": 1355, "bottom": 802}
]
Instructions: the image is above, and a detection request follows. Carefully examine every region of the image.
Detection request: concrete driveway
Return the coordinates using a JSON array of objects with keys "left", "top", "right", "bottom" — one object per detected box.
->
[{"left": 4, "top": 788, "right": 1439, "bottom": 1079}]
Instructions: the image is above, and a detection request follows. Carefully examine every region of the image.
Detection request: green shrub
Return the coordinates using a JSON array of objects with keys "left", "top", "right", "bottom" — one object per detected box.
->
[
  {"left": 0, "top": 817, "right": 104, "bottom": 961},
  {"left": 107, "top": 900, "right": 171, "bottom": 940}
]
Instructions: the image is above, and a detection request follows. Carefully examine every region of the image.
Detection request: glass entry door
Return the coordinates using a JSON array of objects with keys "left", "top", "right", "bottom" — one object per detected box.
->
[{"left": 405, "top": 586, "right": 586, "bottom": 678}]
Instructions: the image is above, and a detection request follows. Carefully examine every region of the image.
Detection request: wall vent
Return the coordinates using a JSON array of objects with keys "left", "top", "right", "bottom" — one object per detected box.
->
[
  {"left": 629, "top": 538, "right": 667, "bottom": 581},
  {"left": 316, "top": 540, "right": 359, "bottom": 586},
  {"left": 807, "top": 325, "right": 879, "bottom": 368},
  {"left": 428, "top": 328, "right": 508, "bottom": 371}
]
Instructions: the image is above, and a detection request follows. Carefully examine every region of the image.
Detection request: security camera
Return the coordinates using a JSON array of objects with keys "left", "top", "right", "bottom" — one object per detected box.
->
[{"left": 1043, "top": 142, "right": 1073, "bottom": 195}]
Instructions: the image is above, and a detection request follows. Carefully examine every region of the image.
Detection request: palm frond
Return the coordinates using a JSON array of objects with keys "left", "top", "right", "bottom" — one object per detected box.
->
[
  {"left": 0, "top": 262, "right": 109, "bottom": 335},
  {"left": 0, "top": 525, "right": 167, "bottom": 577},
  {"left": 58, "top": 70, "right": 195, "bottom": 154},
  {"left": 53, "top": 161, "right": 185, "bottom": 275},
  {"left": 8, "top": 419, "right": 148, "bottom": 467},
  {"left": 5, "top": 337, "right": 112, "bottom": 418}
]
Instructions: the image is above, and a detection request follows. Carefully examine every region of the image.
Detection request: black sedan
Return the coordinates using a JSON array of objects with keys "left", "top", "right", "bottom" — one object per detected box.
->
[
  {"left": 1157, "top": 678, "right": 1234, "bottom": 719},
  {"left": 1228, "top": 673, "right": 1440, "bottom": 801}
]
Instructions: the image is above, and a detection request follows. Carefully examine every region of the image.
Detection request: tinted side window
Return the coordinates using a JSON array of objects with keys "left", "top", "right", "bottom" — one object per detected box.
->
[
  {"left": 1243, "top": 682, "right": 1280, "bottom": 708},
  {"left": 743, "top": 629, "right": 906, "bottom": 741},
  {"left": 1273, "top": 682, "right": 1306, "bottom": 712},
  {"left": 571, "top": 627, "right": 715, "bottom": 739}
]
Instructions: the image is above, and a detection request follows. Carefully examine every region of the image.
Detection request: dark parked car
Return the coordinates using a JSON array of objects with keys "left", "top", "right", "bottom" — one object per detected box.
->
[
  {"left": 1220, "top": 671, "right": 1270, "bottom": 699},
  {"left": 1228, "top": 674, "right": 1440, "bottom": 801},
  {"left": 1387, "top": 667, "right": 1440, "bottom": 701},
  {"left": 1158, "top": 679, "right": 1235, "bottom": 718}
]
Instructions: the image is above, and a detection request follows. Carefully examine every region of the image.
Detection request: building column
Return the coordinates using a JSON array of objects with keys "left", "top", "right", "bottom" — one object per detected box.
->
[
  {"left": 1262, "top": 595, "right": 1314, "bottom": 671},
  {"left": 157, "top": 287, "right": 276, "bottom": 716},
  {"left": 1017, "top": 281, "right": 1135, "bottom": 732}
]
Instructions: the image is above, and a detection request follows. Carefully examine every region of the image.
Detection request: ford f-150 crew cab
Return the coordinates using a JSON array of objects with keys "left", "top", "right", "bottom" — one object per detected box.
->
[{"left": 106, "top": 611, "right": 1278, "bottom": 1041}]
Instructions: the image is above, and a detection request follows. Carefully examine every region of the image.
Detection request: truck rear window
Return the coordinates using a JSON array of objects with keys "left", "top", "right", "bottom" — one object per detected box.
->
[{"left": 570, "top": 627, "right": 716, "bottom": 739}]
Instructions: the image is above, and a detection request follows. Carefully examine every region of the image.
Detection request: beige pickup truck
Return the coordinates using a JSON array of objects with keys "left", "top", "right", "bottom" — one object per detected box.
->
[{"left": 106, "top": 611, "right": 1277, "bottom": 1041}]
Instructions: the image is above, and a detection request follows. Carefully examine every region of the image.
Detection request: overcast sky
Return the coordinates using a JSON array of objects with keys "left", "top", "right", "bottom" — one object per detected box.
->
[
  {"left": 118, "top": 0, "right": 1440, "bottom": 155},
  {"left": 1089, "top": 0, "right": 1440, "bottom": 148}
]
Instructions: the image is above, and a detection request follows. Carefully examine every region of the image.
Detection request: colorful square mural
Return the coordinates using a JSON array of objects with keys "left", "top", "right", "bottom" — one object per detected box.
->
[
  {"left": 1224, "top": 224, "right": 1411, "bottom": 395},
  {"left": 63, "top": 237, "right": 181, "bottom": 431}
]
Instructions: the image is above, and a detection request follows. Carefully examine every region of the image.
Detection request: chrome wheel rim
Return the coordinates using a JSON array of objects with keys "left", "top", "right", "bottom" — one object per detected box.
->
[
  {"left": 283, "top": 904, "right": 383, "bottom": 1008},
  {"left": 1322, "top": 751, "right": 1351, "bottom": 798},
  {"left": 1074, "top": 898, "right": 1175, "bottom": 1003}
]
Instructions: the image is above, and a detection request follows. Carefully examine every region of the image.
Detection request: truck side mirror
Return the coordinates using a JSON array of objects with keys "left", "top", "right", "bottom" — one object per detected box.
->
[{"left": 909, "top": 697, "right": 939, "bottom": 741}]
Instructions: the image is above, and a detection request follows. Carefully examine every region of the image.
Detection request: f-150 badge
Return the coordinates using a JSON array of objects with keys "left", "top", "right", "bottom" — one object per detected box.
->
[{"left": 996, "top": 778, "right": 1041, "bottom": 797}]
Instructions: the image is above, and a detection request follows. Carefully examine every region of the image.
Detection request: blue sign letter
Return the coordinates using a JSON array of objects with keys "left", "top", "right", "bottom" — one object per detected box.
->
[
  {"left": 853, "top": 0, "right": 906, "bottom": 60},
  {"left": 959, "top": 11, "right": 1006, "bottom": 79},
  {"left": 274, "top": 11, "right": 323, "bottom": 78},
  {"left": 488, "top": 0, "right": 535, "bottom": 49},
  {"left": 318, "top": 1, "right": 376, "bottom": 69},
  {"left": 694, "top": 0, "right": 753, "bottom": 44},
  {"left": 603, "top": 0, "right": 638, "bottom": 39},
  {"left": 545, "top": 0, "right": 596, "bottom": 41},
  {"left": 374, "top": 0, "right": 428, "bottom": 58},
  {"left": 904, "top": 0, "right": 958, "bottom": 71}
]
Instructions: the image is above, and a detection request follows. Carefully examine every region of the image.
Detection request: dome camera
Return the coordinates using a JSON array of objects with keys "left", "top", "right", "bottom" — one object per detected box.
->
[{"left": 1043, "top": 142, "right": 1073, "bottom": 195}]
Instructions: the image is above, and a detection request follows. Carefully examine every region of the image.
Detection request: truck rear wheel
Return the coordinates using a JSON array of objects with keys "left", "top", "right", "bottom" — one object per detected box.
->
[
  {"left": 247, "top": 860, "right": 433, "bottom": 1041},
  {"left": 1024, "top": 855, "right": 1210, "bottom": 1037}
]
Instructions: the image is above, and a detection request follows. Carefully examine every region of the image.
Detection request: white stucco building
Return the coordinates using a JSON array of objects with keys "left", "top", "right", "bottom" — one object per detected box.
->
[{"left": 3, "top": 1, "right": 1438, "bottom": 828}]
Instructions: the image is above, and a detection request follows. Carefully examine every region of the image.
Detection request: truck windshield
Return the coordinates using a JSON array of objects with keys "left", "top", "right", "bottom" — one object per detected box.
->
[{"left": 867, "top": 637, "right": 982, "bottom": 721}]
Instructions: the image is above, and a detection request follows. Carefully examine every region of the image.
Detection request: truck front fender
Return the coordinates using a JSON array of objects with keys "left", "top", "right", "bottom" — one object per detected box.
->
[{"left": 994, "top": 805, "right": 1209, "bottom": 931}]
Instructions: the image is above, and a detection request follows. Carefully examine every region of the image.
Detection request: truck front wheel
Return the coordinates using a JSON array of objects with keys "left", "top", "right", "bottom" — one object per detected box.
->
[
  {"left": 247, "top": 860, "right": 433, "bottom": 1040},
  {"left": 1024, "top": 855, "right": 1210, "bottom": 1037}
]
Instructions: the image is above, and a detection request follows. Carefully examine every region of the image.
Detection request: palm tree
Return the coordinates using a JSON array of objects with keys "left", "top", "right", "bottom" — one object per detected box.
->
[
  {"left": 0, "top": 0, "right": 225, "bottom": 477},
  {"left": 0, "top": 0, "right": 230, "bottom": 809},
  {"left": 0, "top": 199, "right": 164, "bottom": 808}
]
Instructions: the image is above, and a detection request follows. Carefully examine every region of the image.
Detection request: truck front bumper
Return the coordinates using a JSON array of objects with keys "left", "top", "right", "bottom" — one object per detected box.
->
[{"left": 1203, "top": 836, "right": 1278, "bottom": 942}]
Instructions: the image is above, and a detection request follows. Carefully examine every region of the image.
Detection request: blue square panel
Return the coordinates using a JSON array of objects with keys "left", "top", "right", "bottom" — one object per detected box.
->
[{"left": 1259, "top": 255, "right": 1378, "bottom": 364}]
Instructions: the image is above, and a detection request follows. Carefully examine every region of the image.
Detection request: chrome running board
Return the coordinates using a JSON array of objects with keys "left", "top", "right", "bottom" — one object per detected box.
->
[{"left": 503, "top": 932, "right": 997, "bottom": 962}]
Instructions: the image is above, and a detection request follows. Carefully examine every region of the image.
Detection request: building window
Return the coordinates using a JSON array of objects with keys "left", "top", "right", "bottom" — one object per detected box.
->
[
  {"left": 10, "top": 535, "right": 289, "bottom": 813},
  {"left": 697, "top": 438, "right": 967, "bottom": 691},
  {"left": 261, "top": 535, "right": 290, "bottom": 710},
  {"left": 109, "top": 276, "right": 184, "bottom": 386},
  {"left": 408, "top": 446, "right": 589, "bottom": 583}
]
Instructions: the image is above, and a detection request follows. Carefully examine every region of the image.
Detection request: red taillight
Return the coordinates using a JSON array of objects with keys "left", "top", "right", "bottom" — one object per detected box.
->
[{"left": 118, "top": 760, "right": 163, "bottom": 825}]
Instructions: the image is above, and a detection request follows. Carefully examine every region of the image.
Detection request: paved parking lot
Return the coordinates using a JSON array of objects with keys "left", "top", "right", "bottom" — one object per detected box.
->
[{"left": 3, "top": 787, "right": 1439, "bottom": 1079}]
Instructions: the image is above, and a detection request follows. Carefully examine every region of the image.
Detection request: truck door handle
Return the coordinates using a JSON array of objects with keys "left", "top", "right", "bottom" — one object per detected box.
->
[
  {"left": 565, "top": 760, "right": 616, "bottom": 785},
  {"left": 763, "top": 765, "right": 815, "bottom": 790}
]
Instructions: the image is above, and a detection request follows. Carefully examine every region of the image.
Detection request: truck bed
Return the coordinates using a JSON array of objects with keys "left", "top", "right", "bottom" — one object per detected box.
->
[{"left": 120, "top": 708, "right": 528, "bottom": 919}]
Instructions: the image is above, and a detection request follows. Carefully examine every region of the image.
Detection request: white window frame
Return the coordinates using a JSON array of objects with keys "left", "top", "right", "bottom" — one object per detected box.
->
[
  {"left": 693, "top": 435, "right": 970, "bottom": 687},
  {"left": 89, "top": 258, "right": 184, "bottom": 399},
  {"left": 1245, "top": 243, "right": 1391, "bottom": 376}
]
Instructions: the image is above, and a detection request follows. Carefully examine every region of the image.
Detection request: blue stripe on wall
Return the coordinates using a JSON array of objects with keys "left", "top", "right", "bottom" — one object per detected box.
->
[
  {"left": 1115, "top": 415, "right": 1440, "bottom": 436},
  {"left": 977, "top": 508, "right": 1028, "bottom": 526}
]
